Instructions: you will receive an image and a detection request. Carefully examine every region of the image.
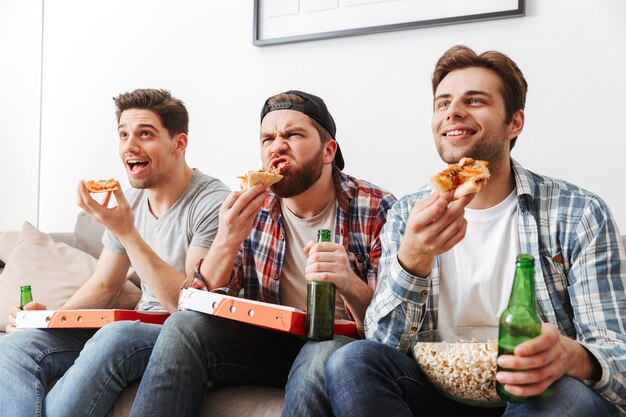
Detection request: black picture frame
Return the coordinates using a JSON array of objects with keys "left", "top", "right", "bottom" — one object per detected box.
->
[{"left": 253, "top": 0, "right": 525, "bottom": 47}]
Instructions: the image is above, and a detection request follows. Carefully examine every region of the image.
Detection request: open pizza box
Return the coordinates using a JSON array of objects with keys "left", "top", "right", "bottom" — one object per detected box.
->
[
  {"left": 16, "top": 309, "right": 170, "bottom": 329},
  {"left": 178, "top": 287, "right": 359, "bottom": 339}
]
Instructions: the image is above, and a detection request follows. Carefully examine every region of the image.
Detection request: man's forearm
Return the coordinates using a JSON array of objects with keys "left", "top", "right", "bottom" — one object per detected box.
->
[
  {"left": 118, "top": 228, "right": 186, "bottom": 312},
  {"left": 62, "top": 279, "right": 120, "bottom": 309},
  {"left": 341, "top": 273, "right": 374, "bottom": 335},
  {"left": 198, "top": 233, "right": 242, "bottom": 290}
]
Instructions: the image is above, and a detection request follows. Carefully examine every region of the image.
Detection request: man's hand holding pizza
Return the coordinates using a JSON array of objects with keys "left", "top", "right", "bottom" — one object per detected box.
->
[
  {"left": 214, "top": 184, "right": 268, "bottom": 249},
  {"left": 77, "top": 179, "right": 135, "bottom": 240},
  {"left": 398, "top": 191, "right": 474, "bottom": 277}
]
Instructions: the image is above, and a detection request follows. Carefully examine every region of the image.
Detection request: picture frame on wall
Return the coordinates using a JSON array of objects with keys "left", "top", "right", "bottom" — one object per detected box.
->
[{"left": 253, "top": 0, "right": 525, "bottom": 46}]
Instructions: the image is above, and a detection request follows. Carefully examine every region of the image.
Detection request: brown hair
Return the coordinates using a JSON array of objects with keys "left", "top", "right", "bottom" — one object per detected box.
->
[
  {"left": 264, "top": 93, "right": 333, "bottom": 143},
  {"left": 432, "top": 45, "right": 527, "bottom": 149},
  {"left": 113, "top": 89, "right": 189, "bottom": 136}
]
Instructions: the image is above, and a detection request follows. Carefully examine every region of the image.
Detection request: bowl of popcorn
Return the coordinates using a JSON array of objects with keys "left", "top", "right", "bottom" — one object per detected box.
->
[{"left": 412, "top": 326, "right": 505, "bottom": 407}]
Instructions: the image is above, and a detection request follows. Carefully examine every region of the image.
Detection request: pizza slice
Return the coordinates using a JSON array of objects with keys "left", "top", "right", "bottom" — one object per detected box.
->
[
  {"left": 83, "top": 178, "right": 119, "bottom": 193},
  {"left": 238, "top": 170, "right": 283, "bottom": 191},
  {"left": 431, "top": 157, "right": 490, "bottom": 199}
]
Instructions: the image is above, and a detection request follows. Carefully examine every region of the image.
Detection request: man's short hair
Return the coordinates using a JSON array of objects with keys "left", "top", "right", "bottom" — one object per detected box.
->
[{"left": 113, "top": 89, "right": 189, "bottom": 137}]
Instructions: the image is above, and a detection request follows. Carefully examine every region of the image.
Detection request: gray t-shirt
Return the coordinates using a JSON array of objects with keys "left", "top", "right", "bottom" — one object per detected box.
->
[{"left": 102, "top": 169, "right": 229, "bottom": 310}]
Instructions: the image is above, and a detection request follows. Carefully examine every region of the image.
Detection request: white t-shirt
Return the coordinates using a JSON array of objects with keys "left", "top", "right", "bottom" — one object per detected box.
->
[
  {"left": 437, "top": 190, "right": 520, "bottom": 329},
  {"left": 279, "top": 198, "right": 348, "bottom": 320}
]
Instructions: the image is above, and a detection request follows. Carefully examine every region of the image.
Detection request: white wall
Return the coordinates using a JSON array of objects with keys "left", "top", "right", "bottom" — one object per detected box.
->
[
  {"left": 0, "top": 0, "right": 42, "bottom": 230},
  {"left": 2, "top": 0, "right": 626, "bottom": 233}
]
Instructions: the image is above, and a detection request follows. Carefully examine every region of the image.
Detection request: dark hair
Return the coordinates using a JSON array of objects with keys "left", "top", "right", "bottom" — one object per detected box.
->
[
  {"left": 432, "top": 45, "right": 527, "bottom": 149},
  {"left": 113, "top": 89, "right": 189, "bottom": 136},
  {"left": 264, "top": 93, "right": 333, "bottom": 144}
]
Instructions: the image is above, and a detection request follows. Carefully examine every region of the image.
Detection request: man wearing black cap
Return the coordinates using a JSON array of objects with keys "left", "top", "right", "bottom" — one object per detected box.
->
[{"left": 129, "top": 91, "right": 396, "bottom": 417}]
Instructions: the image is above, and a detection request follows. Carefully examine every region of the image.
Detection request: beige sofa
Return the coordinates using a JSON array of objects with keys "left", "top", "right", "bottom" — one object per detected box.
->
[{"left": 0, "top": 213, "right": 284, "bottom": 417}]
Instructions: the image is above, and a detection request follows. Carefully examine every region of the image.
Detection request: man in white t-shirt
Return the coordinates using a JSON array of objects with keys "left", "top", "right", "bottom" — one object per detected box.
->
[
  {"left": 325, "top": 46, "right": 626, "bottom": 417},
  {"left": 0, "top": 89, "right": 229, "bottom": 417}
]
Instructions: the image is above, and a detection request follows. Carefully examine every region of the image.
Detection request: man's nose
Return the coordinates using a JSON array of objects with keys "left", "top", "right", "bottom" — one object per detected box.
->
[
  {"left": 446, "top": 100, "right": 466, "bottom": 120},
  {"left": 269, "top": 136, "right": 288, "bottom": 154},
  {"left": 122, "top": 134, "right": 140, "bottom": 151}
]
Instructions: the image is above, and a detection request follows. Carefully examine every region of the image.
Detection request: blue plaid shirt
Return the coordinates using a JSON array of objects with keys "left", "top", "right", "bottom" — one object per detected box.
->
[
  {"left": 193, "top": 169, "right": 396, "bottom": 321},
  {"left": 365, "top": 159, "right": 626, "bottom": 413}
]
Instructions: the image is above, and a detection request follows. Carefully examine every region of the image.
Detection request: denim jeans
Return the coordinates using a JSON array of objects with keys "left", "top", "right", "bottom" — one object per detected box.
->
[
  {"left": 282, "top": 335, "right": 353, "bottom": 417},
  {"left": 0, "top": 320, "right": 161, "bottom": 417},
  {"left": 325, "top": 340, "right": 619, "bottom": 417},
  {"left": 131, "top": 310, "right": 349, "bottom": 417}
]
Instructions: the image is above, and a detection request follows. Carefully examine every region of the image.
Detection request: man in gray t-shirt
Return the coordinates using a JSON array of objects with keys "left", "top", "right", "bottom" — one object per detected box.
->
[
  {"left": 103, "top": 169, "right": 227, "bottom": 311},
  {"left": 1, "top": 89, "right": 229, "bottom": 417}
]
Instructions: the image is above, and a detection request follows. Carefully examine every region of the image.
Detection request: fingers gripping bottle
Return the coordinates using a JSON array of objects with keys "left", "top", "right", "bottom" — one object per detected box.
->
[
  {"left": 305, "top": 229, "right": 335, "bottom": 340},
  {"left": 497, "top": 254, "right": 543, "bottom": 402}
]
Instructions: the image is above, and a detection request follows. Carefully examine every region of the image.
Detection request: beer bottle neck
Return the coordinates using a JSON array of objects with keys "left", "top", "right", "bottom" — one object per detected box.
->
[
  {"left": 507, "top": 265, "right": 536, "bottom": 309},
  {"left": 317, "top": 229, "right": 331, "bottom": 243}
]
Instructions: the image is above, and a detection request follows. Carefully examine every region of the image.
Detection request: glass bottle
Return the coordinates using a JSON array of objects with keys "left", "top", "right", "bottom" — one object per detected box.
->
[
  {"left": 305, "top": 229, "right": 335, "bottom": 340},
  {"left": 20, "top": 285, "right": 33, "bottom": 309},
  {"left": 496, "top": 254, "right": 543, "bottom": 402}
]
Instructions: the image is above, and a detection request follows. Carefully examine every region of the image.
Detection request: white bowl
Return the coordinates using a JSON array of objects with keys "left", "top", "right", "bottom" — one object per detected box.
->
[{"left": 412, "top": 326, "right": 505, "bottom": 407}]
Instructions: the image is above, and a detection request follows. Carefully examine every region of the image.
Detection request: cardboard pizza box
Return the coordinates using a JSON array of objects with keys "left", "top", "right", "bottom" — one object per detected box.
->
[
  {"left": 178, "top": 287, "right": 359, "bottom": 339},
  {"left": 16, "top": 309, "right": 170, "bottom": 329}
]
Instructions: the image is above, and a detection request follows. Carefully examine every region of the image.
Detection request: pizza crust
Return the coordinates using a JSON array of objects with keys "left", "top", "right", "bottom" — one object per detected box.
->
[{"left": 238, "top": 170, "right": 283, "bottom": 190}]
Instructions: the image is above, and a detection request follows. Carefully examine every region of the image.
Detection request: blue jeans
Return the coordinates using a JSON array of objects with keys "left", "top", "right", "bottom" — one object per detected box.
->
[
  {"left": 0, "top": 321, "right": 161, "bottom": 417},
  {"left": 282, "top": 335, "right": 353, "bottom": 417},
  {"left": 131, "top": 310, "right": 349, "bottom": 417},
  {"left": 325, "top": 340, "right": 619, "bottom": 417}
]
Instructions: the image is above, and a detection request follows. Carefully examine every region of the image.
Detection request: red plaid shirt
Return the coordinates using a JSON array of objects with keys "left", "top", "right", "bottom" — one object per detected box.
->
[{"left": 192, "top": 169, "right": 396, "bottom": 318}]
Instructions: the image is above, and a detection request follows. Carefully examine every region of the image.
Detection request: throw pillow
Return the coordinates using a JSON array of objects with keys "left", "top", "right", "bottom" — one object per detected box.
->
[
  {"left": 0, "top": 222, "right": 141, "bottom": 331},
  {"left": 0, "top": 230, "right": 20, "bottom": 267}
]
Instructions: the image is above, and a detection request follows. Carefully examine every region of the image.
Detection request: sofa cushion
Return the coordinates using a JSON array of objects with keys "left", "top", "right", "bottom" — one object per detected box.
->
[
  {"left": 0, "top": 222, "right": 140, "bottom": 331},
  {"left": 74, "top": 211, "right": 106, "bottom": 259},
  {"left": 105, "top": 380, "right": 284, "bottom": 417}
]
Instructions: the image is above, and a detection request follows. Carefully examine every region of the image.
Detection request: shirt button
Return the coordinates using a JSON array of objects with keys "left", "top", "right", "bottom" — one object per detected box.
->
[
  {"left": 279, "top": 234, "right": 284, "bottom": 240},
  {"left": 421, "top": 290, "right": 429, "bottom": 297},
  {"left": 272, "top": 274, "right": 279, "bottom": 280}
]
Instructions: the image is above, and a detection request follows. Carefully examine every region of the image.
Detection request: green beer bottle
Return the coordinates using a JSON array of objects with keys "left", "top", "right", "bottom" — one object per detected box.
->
[
  {"left": 305, "top": 229, "right": 335, "bottom": 340},
  {"left": 20, "top": 285, "right": 33, "bottom": 309},
  {"left": 496, "top": 254, "right": 543, "bottom": 402}
]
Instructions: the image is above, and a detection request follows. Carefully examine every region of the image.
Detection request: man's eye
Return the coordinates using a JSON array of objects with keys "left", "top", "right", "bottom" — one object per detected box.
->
[
  {"left": 468, "top": 98, "right": 482, "bottom": 104},
  {"left": 141, "top": 131, "right": 152, "bottom": 137},
  {"left": 119, "top": 132, "right": 128, "bottom": 139},
  {"left": 436, "top": 102, "right": 449, "bottom": 109}
]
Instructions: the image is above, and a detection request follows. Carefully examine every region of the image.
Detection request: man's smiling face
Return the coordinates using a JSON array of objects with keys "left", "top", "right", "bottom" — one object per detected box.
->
[
  {"left": 117, "top": 109, "right": 178, "bottom": 189},
  {"left": 431, "top": 66, "right": 514, "bottom": 167}
]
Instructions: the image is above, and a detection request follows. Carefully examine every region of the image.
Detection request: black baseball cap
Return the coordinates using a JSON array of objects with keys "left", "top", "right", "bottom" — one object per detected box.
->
[{"left": 260, "top": 90, "right": 344, "bottom": 170}]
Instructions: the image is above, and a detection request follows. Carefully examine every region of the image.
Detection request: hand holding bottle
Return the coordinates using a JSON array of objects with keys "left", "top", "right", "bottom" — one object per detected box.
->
[
  {"left": 304, "top": 239, "right": 354, "bottom": 294},
  {"left": 6, "top": 286, "right": 46, "bottom": 333},
  {"left": 496, "top": 322, "right": 564, "bottom": 399}
]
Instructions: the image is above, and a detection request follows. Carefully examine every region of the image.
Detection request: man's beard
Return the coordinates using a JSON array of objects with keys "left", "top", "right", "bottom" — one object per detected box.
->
[
  {"left": 436, "top": 124, "right": 509, "bottom": 172},
  {"left": 271, "top": 145, "right": 324, "bottom": 198}
]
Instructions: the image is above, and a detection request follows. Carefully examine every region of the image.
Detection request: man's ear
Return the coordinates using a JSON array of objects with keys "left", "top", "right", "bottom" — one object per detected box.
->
[
  {"left": 323, "top": 140, "right": 338, "bottom": 164},
  {"left": 507, "top": 109, "right": 525, "bottom": 141},
  {"left": 173, "top": 133, "right": 188, "bottom": 154}
]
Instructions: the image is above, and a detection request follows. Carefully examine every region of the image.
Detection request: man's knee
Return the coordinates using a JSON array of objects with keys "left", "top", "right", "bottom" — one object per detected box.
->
[{"left": 84, "top": 321, "right": 159, "bottom": 358}]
